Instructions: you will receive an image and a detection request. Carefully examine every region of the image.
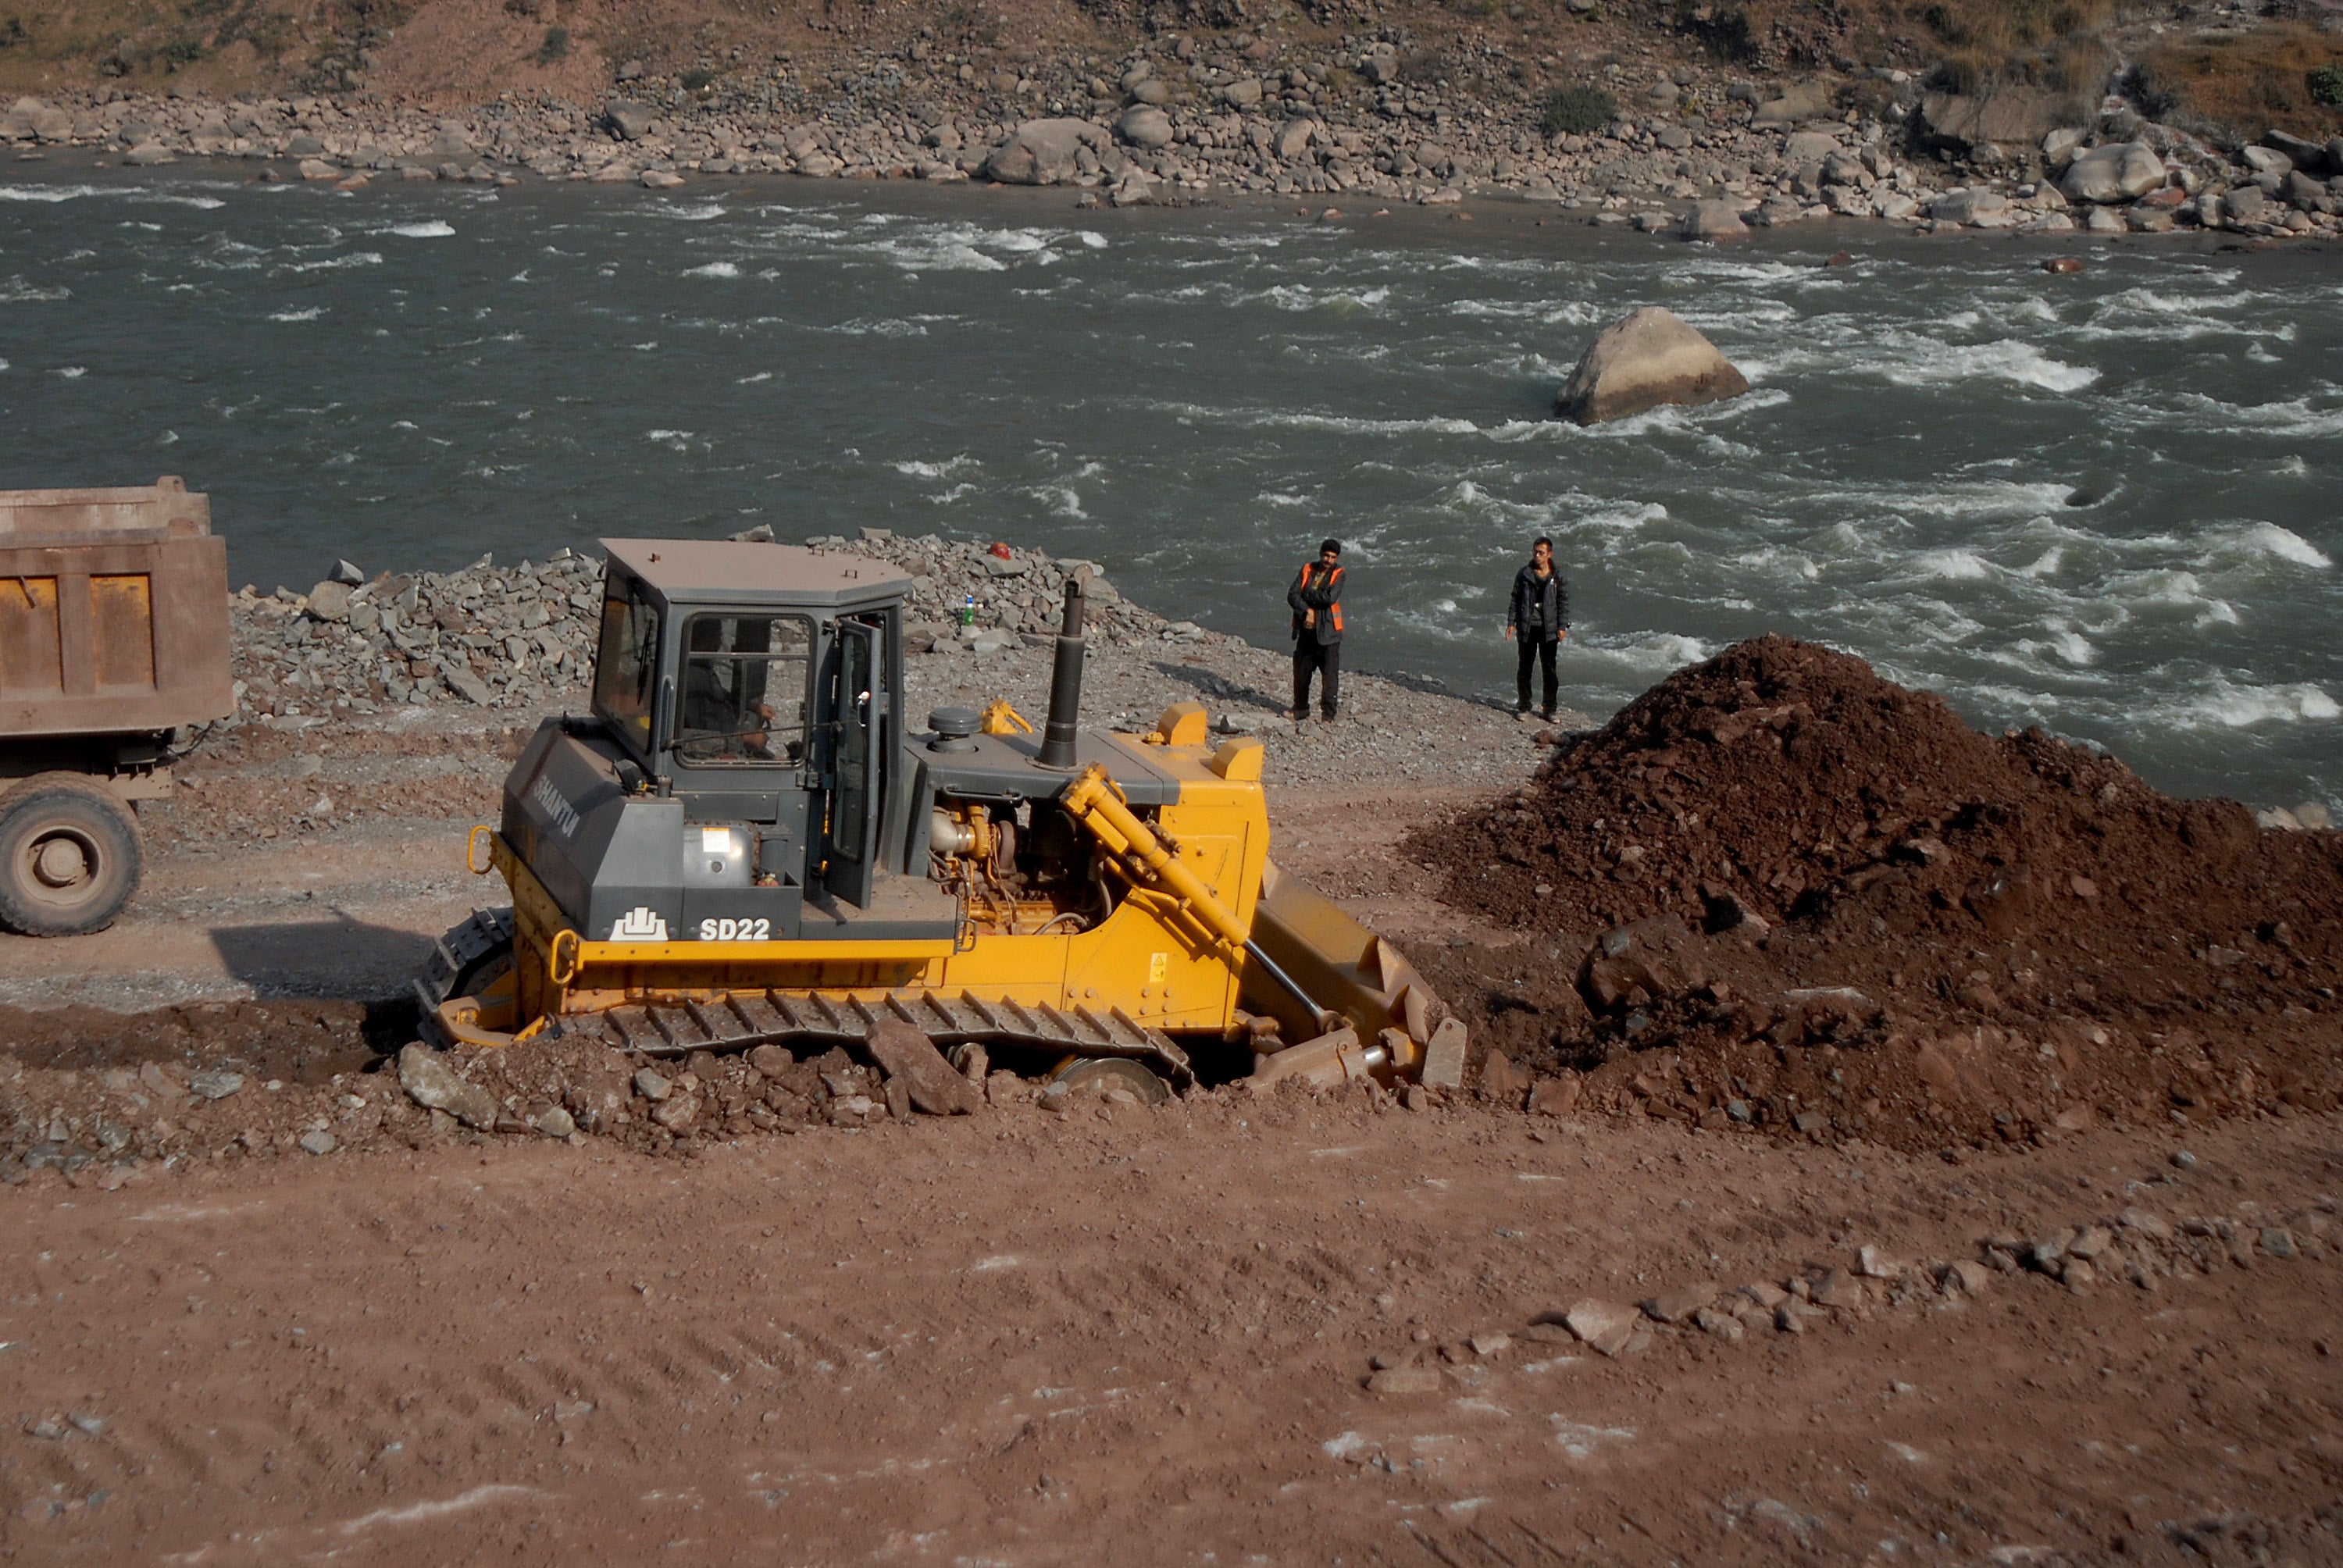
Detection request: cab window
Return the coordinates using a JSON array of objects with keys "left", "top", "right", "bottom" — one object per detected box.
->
[
  {"left": 591, "top": 572, "right": 660, "bottom": 755},
  {"left": 676, "top": 614, "right": 812, "bottom": 767}
]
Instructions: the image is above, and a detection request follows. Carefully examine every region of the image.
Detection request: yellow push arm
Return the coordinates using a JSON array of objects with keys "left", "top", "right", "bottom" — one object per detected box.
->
[{"left": 1059, "top": 764, "right": 1250, "bottom": 954}]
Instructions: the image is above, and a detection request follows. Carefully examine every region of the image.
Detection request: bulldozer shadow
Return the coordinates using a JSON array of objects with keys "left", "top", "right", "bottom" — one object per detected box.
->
[
  {"left": 208, "top": 913, "right": 433, "bottom": 1048},
  {"left": 1150, "top": 658, "right": 1521, "bottom": 718},
  {"left": 1147, "top": 660, "right": 1286, "bottom": 715}
]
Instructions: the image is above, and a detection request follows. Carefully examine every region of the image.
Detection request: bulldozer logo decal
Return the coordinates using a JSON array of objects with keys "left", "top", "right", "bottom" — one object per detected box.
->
[
  {"left": 530, "top": 774, "right": 581, "bottom": 840},
  {"left": 611, "top": 907, "right": 669, "bottom": 942}
]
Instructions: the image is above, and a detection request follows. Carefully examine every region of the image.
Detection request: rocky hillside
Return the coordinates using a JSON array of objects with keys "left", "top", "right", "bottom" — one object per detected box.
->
[
  {"left": 4, "top": 0, "right": 2338, "bottom": 148},
  {"left": 9, "top": 0, "right": 2341, "bottom": 243},
  {"left": 4, "top": 0, "right": 2341, "bottom": 250}
]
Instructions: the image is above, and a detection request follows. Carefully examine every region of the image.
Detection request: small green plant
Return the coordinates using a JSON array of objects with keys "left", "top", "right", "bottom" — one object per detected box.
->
[
  {"left": 680, "top": 65, "right": 716, "bottom": 91},
  {"left": 2310, "top": 62, "right": 2343, "bottom": 107},
  {"left": 1540, "top": 83, "right": 1617, "bottom": 135},
  {"left": 534, "top": 24, "right": 569, "bottom": 64},
  {"left": 158, "top": 34, "right": 209, "bottom": 69}
]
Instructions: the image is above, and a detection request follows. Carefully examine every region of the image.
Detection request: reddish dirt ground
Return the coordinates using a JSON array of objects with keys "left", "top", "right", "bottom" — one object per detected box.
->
[{"left": 4, "top": 1094, "right": 2341, "bottom": 1564}]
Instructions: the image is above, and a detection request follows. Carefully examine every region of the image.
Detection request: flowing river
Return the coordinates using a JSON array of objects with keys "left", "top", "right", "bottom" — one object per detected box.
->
[{"left": 2, "top": 166, "right": 2336, "bottom": 809}]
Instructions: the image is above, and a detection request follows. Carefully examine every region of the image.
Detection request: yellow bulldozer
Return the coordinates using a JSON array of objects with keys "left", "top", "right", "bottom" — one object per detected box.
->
[{"left": 416, "top": 540, "right": 1465, "bottom": 1098}]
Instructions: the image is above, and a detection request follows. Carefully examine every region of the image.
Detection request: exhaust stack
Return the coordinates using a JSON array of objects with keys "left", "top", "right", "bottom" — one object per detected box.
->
[{"left": 1037, "top": 578, "right": 1086, "bottom": 769}]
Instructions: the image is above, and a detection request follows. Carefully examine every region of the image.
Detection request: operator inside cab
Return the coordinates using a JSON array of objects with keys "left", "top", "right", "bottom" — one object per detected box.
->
[{"left": 676, "top": 613, "right": 811, "bottom": 765}]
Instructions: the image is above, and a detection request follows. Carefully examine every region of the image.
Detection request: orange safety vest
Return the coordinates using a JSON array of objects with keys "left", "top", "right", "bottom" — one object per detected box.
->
[{"left": 1296, "top": 563, "right": 1344, "bottom": 634}]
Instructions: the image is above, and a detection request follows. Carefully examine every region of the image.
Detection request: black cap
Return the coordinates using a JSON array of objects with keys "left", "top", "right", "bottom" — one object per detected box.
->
[{"left": 1319, "top": 538, "right": 1343, "bottom": 556}]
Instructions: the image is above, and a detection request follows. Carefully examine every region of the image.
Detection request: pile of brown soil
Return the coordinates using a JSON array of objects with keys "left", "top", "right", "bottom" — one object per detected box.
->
[{"left": 1409, "top": 636, "right": 2343, "bottom": 1153}]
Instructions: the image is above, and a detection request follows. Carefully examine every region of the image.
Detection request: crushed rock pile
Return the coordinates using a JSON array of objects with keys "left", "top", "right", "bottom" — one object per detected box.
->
[
  {"left": 224, "top": 531, "right": 1207, "bottom": 726},
  {"left": 1410, "top": 636, "right": 2343, "bottom": 1153}
]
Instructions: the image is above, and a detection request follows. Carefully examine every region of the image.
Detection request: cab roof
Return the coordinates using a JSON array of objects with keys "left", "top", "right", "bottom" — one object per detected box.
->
[{"left": 601, "top": 539, "right": 911, "bottom": 608}]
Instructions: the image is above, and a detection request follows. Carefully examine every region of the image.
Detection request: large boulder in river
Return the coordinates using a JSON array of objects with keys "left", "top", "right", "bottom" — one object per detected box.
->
[
  {"left": 2059, "top": 142, "right": 2164, "bottom": 204},
  {"left": 982, "top": 119, "right": 1104, "bottom": 184},
  {"left": 1555, "top": 308, "right": 1749, "bottom": 426},
  {"left": 1681, "top": 200, "right": 1749, "bottom": 242}
]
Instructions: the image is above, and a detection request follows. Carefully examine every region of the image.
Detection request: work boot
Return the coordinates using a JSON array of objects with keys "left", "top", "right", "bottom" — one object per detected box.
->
[
  {"left": 1540, "top": 708, "right": 1557, "bottom": 723},
  {"left": 1284, "top": 707, "right": 1307, "bottom": 721},
  {"left": 1514, "top": 707, "right": 1532, "bottom": 722}
]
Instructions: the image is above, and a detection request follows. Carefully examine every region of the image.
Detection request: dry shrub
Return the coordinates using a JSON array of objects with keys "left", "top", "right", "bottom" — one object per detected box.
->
[
  {"left": 1914, "top": 0, "right": 2116, "bottom": 56},
  {"left": 2136, "top": 23, "right": 2343, "bottom": 140},
  {"left": 1912, "top": 0, "right": 2117, "bottom": 93}
]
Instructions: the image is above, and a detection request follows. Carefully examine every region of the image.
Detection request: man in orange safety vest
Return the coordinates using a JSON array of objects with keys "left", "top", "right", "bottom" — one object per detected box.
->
[{"left": 1286, "top": 539, "right": 1345, "bottom": 722}]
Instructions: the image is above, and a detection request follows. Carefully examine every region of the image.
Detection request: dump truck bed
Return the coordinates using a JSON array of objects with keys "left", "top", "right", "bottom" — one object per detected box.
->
[{"left": 0, "top": 477, "right": 234, "bottom": 738}]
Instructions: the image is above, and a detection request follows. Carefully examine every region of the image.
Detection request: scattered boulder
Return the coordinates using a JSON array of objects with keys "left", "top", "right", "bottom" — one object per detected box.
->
[
  {"left": 1681, "top": 199, "right": 1748, "bottom": 242},
  {"left": 605, "top": 102, "right": 656, "bottom": 141},
  {"left": 2059, "top": 143, "right": 2165, "bottom": 204},
  {"left": 2041, "top": 127, "right": 2087, "bottom": 167},
  {"left": 863, "top": 1017, "right": 983, "bottom": 1115},
  {"left": 1781, "top": 130, "right": 1839, "bottom": 165},
  {"left": 2265, "top": 130, "right": 2328, "bottom": 175},
  {"left": 1527, "top": 1074, "right": 1581, "bottom": 1117},
  {"left": 1752, "top": 82, "right": 1832, "bottom": 127},
  {"left": 1553, "top": 1298, "right": 1639, "bottom": 1356},
  {"left": 1641, "top": 1283, "right": 1717, "bottom": 1324},
  {"left": 1916, "top": 88, "right": 2075, "bottom": 156},
  {"left": 982, "top": 119, "right": 1102, "bottom": 185},
  {"left": 1478, "top": 1046, "right": 1528, "bottom": 1102},
  {"left": 1580, "top": 917, "right": 1712, "bottom": 1014},
  {"left": 1553, "top": 308, "right": 1749, "bottom": 426},
  {"left": 398, "top": 1044, "right": 500, "bottom": 1130},
  {"left": 187, "top": 1069, "right": 244, "bottom": 1100},
  {"left": 1114, "top": 105, "right": 1173, "bottom": 150},
  {"left": 2224, "top": 185, "right": 2272, "bottom": 225},
  {"left": 1928, "top": 187, "right": 2008, "bottom": 226}
]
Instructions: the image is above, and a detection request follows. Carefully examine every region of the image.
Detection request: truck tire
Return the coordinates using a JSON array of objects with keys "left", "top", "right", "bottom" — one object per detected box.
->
[{"left": 0, "top": 775, "right": 144, "bottom": 937}]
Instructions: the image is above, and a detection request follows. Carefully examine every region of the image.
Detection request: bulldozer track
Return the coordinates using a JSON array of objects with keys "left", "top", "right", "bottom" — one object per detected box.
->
[
  {"left": 564, "top": 988, "right": 1197, "bottom": 1089},
  {"left": 411, "top": 906, "right": 515, "bottom": 1023}
]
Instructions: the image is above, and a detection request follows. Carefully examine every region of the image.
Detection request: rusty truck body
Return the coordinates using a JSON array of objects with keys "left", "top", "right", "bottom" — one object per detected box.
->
[{"left": 0, "top": 477, "right": 234, "bottom": 933}]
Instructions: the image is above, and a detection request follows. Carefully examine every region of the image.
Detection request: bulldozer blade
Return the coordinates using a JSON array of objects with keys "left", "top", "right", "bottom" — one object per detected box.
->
[{"left": 1239, "top": 858, "right": 1458, "bottom": 1081}]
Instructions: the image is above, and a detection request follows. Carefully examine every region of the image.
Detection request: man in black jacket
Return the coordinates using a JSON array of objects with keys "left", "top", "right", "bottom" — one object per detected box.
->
[
  {"left": 1286, "top": 538, "right": 1345, "bottom": 722},
  {"left": 1504, "top": 536, "right": 1568, "bottom": 722}
]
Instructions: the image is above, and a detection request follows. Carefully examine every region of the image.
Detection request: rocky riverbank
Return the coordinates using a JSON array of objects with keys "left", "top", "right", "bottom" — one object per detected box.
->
[
  {"left": 9, "top": 56, "right": 2343, "bottom": 241},
  {"left": 213, "top": 528, "right": 1564, "bottom": 807},
  {"left": 225, "top": 526, "right": 1329, "bottom": 724}
]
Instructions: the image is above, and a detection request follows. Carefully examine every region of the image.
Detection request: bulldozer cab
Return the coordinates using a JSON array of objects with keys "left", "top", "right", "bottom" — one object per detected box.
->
[{"left": 587, "top": 540, "right": 908, "bottom": 908}]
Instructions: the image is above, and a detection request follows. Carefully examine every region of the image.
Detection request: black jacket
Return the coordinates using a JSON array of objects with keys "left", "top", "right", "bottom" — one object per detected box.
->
[
  {"left": 1507, "top": 564, "right": 1569, "bottom": 640},
  {"left": 1288, "top": 561, "right": 1345, "bottom": 646}
]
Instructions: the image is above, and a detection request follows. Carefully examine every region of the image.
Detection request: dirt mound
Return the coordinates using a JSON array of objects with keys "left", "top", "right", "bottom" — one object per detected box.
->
[{"left": 1410, "top": 636, "right": 2343, "bottom": 1153}]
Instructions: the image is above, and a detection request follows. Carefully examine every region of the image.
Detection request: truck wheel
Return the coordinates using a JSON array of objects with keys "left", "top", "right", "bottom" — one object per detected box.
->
[{"left": 0, "top": 776, "right": 144, "bottom": 937}]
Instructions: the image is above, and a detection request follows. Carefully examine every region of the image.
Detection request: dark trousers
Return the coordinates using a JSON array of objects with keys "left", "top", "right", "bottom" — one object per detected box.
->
[
  {"left": 1516, "top": 634, "right": 1557, "bottom": 715},
  {"left": 1293, "top": 640, "right": 1340, "bottom": 717}
]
